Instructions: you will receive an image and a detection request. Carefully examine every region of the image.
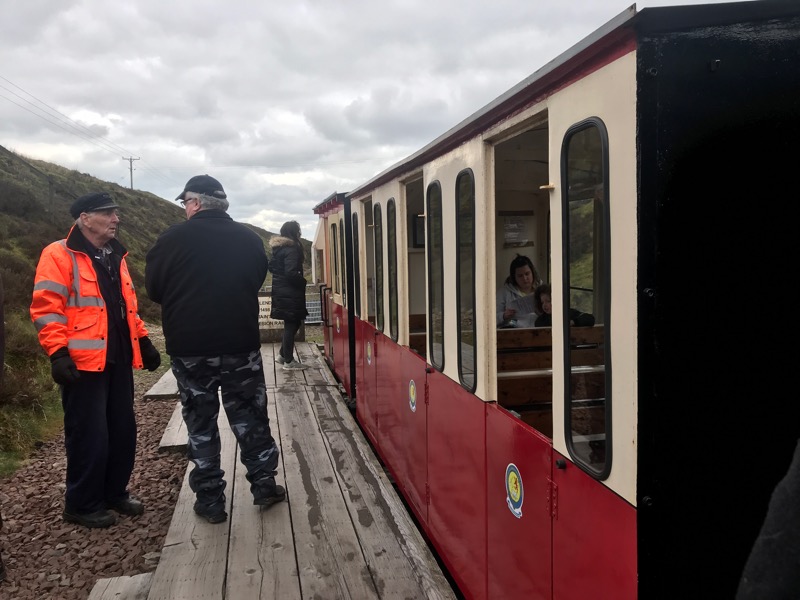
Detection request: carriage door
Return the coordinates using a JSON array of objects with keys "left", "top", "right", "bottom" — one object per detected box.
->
[{"left": 357, "top": 202, "right": 382, "bottom": 447}]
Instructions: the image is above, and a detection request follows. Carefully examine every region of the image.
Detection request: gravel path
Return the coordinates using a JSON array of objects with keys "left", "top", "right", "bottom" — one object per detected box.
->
[{"left": 0, "top": 326, "right": 186, "bottom": 600}]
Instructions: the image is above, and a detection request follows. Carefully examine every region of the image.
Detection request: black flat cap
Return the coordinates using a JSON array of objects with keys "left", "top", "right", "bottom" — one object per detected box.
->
[
  {"left": 176, "top": 174, "right": 227, "bottom": 201},
  {"left": 70, "top": 193, "right": 119, "bottom": 219}
]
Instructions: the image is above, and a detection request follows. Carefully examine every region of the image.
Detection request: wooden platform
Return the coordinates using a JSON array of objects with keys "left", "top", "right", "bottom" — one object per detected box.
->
[{"left": 92, "top": 342, "right": 456, "bottom": 600}]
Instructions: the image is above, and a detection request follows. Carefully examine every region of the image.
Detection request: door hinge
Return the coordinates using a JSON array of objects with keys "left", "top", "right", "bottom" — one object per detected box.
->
[{"left": 547, "top": 478, "right": 559, "bottom": 520}]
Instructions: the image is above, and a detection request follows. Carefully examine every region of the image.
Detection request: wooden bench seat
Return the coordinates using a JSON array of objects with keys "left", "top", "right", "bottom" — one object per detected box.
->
[
  {"left": 408, "top": 313, "right": 427, "bottom": 358},
  {"left": 497, "top": 326, "right": 605, "bottom": 437}
]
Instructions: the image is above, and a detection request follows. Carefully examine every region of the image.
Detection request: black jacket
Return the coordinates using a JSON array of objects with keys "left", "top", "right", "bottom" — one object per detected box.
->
[
  {"left": 535, "top": 309, "right": 595, "bottom": 328},
  {"left": 145, "top": 210, "right": 268, "bottom": 356},
  {"left": 268, "top": 235, "right": 307, "bottom": 322}
]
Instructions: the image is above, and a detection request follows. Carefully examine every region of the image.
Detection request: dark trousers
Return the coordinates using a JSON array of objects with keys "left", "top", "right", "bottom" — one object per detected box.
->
[
  {"left": 61, "top": 361, "right": 136, "bottom": 513},
  {"left": 280, "top": 319, "right": 302, "bottom": 362},
  {"left": 171, "top": 350, "right": 280, "bottom": 507}
]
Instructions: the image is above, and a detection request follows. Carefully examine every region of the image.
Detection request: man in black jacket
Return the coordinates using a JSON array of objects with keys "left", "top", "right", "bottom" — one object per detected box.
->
[{"left": 145, "top": 175, "right": 284, "bottom": 524}]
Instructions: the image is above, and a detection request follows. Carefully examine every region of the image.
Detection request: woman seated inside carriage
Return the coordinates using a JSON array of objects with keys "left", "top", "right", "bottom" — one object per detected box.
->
[{"left": 496, "top": 254, "right": 542, "bottom": 328}]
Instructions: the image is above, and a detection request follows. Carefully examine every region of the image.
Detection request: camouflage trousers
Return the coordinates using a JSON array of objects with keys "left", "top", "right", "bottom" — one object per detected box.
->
[{"left": 171, "top": 350, "right": 280, "bottom": 507}]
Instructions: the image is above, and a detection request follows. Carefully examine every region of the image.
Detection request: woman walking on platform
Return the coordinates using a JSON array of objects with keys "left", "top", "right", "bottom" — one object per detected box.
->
[{"left": 269, "top": 221, "right": 309, "bottom": 370}]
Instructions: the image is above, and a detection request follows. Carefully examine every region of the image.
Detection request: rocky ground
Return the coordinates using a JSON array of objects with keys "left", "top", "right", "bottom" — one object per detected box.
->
[{"left": 0, "top": 325, "right": 186, "bottom": 600}]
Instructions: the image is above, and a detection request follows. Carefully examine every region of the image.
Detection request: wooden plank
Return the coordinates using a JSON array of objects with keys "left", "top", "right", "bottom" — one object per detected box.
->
[
  {"left": 147, "top": 409, "right": 236, "bottom": 600},
  {"left": 569, "top": 325, "right": 605, "bottom": 345},
  {"left": 295, "top": 342, "right": 336, "bottom": 386},
  {"left": 225, "top": 394, "right": 301, "bottom": 599},
  {"left": 518, "top": 408, "right": 554, "bottom": 438},
  {"left": 497, "top": 327, "right": 552, "bottom": 349},
  {"left": 408, "top": 313, "right": 426, "bottom": 332},
  {"left": 277, "top": 385, "right": 380, "bottom": 599},
  {"left": 497, "top": 350, "right": 552, "bottom": 371},
  {"left": 143, "top": 369, "right": 179, "bottom": 400},
  {"left": 498, "top": 376, "right": 552, "bottom": 406},
  {"left": 158, "top": 402, "right": 186, "bottom": 452},
  {"left": 88, "top": 572, "right": 152, "bottom": 600},
  {"left": 309, "top": 384, "right": 457, "bottom": 599},
  {"left": 408, "top": 332, "right": 426, "bottom": 358},
  {"left": 274, "top": 342, "right": 332, "bottom": 387},
  {"left": 496, "top": 325, "right": 603, "bottom": 350},
  {"left": 261, "top": 344, "right": 277, "bottom": 389}
]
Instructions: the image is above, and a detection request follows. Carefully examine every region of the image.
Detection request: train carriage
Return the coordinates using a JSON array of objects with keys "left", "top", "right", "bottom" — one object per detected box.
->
[{"left": 312, "top": 2, "right": 800, "bottom": 598}]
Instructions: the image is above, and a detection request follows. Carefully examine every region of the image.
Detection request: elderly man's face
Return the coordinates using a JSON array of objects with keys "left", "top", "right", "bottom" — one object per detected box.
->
[{"left": 81, "top": 208, "right": 120, "bottom": 244}]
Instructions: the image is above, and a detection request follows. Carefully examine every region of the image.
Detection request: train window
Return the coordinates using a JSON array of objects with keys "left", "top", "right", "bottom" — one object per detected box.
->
[
  {"left": 339, "top": 217, "right": 347, "bottom": 307},
  {"left": 387, "top": 199, "right": 399, "bottom": 342},
  {"left": 455, "top": 170, "right": 476, "bottom": 392},
  {"left": 331, "top": 222, "right": 340, "bottom": 295},
  {"left": 561, "top": 118, "right": 611, "bottom": 479},
  {"left": 374, "top": 204, "right": 384, "bottom": 332},
  {"left": 352, "top": 212, "right": 361, "bottom": 317},
  {"left": 427, "top": 181, "right": 444, "bottom": 370}
]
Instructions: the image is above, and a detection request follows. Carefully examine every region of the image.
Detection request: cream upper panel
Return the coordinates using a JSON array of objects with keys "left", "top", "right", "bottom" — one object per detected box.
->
[
  {"left": 362, "top": 180, "right": 410, "bottom": 341},
  {"left": 424, "top": 141, "right": 492, "bottom": 401},
  {"left": 546, "top": 50, "right": 638, "bottom": 505}
]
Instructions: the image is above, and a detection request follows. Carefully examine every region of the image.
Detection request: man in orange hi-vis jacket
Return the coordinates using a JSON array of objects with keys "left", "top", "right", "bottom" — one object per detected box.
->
[{"left": 30, "top": 192, "right": 161, "bottom": 529}]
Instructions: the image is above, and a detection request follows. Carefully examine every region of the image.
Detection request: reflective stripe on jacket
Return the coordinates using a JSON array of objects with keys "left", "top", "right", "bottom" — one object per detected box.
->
[{"left": 30, "top": 226, "right": 148, "bottom": 371}]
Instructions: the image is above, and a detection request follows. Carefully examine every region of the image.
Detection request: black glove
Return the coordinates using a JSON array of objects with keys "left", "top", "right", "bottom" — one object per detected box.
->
[
  {"left": 50, "top": 347, "right": 80, "bottom": 385},
  {"left": 139, "top": 336, "right": 161, "bottom": 371}
]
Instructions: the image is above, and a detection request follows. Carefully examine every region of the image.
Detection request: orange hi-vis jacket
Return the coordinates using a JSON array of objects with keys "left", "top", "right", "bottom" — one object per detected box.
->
[{"left": 30, "top": 225, "right": 148, "bottom": 372}]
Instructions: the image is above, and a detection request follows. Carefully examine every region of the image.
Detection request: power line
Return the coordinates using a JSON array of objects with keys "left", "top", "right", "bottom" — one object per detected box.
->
[
  {"left": 0, "top": 77, "right": 134, "bottom": 157},
  {"left": 0, "top": 75, "right": 180, "bottom": 193}
]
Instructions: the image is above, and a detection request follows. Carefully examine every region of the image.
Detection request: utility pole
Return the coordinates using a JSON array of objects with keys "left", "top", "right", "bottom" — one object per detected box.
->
[{"left": 122, "top": 156, "right": 140, "bottom": 189}]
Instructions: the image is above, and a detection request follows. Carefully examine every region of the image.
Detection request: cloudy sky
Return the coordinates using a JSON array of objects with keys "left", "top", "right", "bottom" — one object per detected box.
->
[{"left": 1, "top": 0, "right": 740, "bottom": 238}]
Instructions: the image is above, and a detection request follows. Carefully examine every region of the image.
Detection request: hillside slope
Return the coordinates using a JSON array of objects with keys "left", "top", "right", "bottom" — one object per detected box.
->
[{"left": 0, "top": 145, "right": 313, "bottom": 325}]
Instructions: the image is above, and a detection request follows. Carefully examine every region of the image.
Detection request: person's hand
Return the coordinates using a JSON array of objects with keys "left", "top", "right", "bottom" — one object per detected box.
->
[
  {"left": 50, "top": 347, "right": 80, "bottom": 385},
  {"left": 139, "top": 336, "right": 162, "bottom": 371},
  {"left": 503, "top": 308, "right": 516, "bottom": 320}
]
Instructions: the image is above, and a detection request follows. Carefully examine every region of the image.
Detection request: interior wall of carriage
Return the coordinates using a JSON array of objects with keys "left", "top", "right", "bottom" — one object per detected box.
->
[
  {"left": 405, "top": 177, "right": 427, "bottom": 356},
  {"left": 494, "top": 125, "right": 551, "bottom": 291},
  {"left": 492, "top": 121, "right": 554, "bottom": 437}
]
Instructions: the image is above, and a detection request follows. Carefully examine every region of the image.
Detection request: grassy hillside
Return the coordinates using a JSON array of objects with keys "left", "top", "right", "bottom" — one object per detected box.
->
[{"left": 0, "top": 144, "right": 311, "bottom": 472}]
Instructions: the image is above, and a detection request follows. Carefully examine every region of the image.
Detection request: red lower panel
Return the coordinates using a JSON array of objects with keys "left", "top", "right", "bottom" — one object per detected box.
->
[
  {"left": 331, "top": 305, "right": 351, "bottom": 396},
  {"left": 355, "top": 319, "right": 378, "bottom": 448},
  {"left": 375, "top": 339, "right": 429, "bottom": 516},
  {"left": 486, "top": 405, "right": 553, "bottom": 599},
  {"left": 400, "top": 348, "right": 429, "bottom": 520},
  {"left": 552, "top": 449, "right": 637, "bottom": 600},
  {"left": 427, "top": 369, "right": 487, "bottom": 600}
]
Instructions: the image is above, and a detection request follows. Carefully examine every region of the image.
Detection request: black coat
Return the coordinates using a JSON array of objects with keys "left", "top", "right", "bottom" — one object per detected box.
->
[
  {"left": 145, "top": 210, "right": 268, "bottom": 356},
  {"left": 269, "top": 235, "right": 307, "bottom": 322}
]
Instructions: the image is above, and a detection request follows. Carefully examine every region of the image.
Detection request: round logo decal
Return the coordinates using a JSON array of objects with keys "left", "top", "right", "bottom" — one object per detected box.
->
[
  {"left": 408, "top": 379, "right": 417, "bottom": 412},
  {"left": 505, "top": 463, "right": 523, "bottom": 518},
  {"left": 366, "top": 341, "right": 372, "bottom": 366}
]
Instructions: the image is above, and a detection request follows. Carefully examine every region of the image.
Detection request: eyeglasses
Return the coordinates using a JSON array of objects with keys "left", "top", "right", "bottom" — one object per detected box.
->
[{"left": 180, "top": 197, "right": 198, "bottom": 207}]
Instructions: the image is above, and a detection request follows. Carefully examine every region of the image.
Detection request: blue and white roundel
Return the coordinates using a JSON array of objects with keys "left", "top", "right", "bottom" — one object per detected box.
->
[
  {"left": 505, "top": 463, "right": 523, "bottom": 518},
  {"left": 408, "top": 380, "right": 417, "bottom": 412}
]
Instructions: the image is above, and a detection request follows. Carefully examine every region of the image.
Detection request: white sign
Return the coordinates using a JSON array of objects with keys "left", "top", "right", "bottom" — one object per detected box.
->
[{"left": 258, "top": 294, "right": 283, "bottom": 329}]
